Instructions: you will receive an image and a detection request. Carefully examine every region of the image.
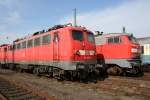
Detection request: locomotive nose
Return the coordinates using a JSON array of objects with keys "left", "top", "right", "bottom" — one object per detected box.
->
[{"left": 130, "top": 44, "right": 141, "bottom": 64}]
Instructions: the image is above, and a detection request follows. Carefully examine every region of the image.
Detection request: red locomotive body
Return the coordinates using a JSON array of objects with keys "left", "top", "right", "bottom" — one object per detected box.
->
[
  {"left": 0, "top": 24, "right": 99, "bottom": 81},
  {"left": 95, "top": 33, "right": 142, "bottom": 75},
  {"left": 13, "top": 26, "right": 96, "bottom": 68}
]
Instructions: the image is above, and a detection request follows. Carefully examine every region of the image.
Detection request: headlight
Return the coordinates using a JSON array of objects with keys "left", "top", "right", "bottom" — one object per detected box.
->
[
  {"left": 76, "top": 50, "right": 80, "bottom": 55},
  {"left": 131, "top": 48, "right": 138, "bottom": 53},
  {"left": 76, "top": 50, "right": 85, "bottom": 56},
  {"left": 89, "top": 50, "right": 95, "bottom": 55},
  {"left": 76, "top": 50, "right": 95, "bottom": 55}
]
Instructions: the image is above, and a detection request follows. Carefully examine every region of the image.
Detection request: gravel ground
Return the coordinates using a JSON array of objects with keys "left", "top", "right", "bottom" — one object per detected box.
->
[{"left": 0, "top": 69, "right": 150, "bottom": 100}]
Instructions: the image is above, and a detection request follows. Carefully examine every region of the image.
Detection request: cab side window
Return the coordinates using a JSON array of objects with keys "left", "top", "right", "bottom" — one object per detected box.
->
[
  {"left": 114, "top": 37, "right": 121, "bottom": 43},
  {"left": 22, "top": 41, "right": 26, "bottom": 49},
  {"left": 108, "top": 38, "right": 113, "bottom": 43},
  {"left": 72, "top": 30, "right": 84, "bottom": 41},
  {"left": 34, "top": 37, "right": 41, "bottom": 46},
  {"left": 108, "top": 37, "right": 122, "bottom": 44},
  {"left": 42, "top": 34, "right": 51, "bottom": 45},
  {"left": 87, "top": 32, "right": 94, "bottom": 43},
  {"left": 17, "top": 43, "right": 21, "bottom": 49},
  {"left": 13, "top": 44, "right": 17, "bottom": 50},
  {"left": 27, "top": 40, "right": 33, "bottom": 48}
]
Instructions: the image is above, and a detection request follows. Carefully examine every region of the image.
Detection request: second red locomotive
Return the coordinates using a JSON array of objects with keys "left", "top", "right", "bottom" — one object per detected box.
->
[{"left": 95, "top": 32, "right": 143, "bottom": 75}]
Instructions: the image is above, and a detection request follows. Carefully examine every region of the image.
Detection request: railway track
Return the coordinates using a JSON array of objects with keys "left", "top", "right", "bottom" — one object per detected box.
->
[
  {"left": 0, "top": 77, "right": 45, "bottom": 100},
  {"left": 0, "top": 68, "right": 150, "bottom": 100}
]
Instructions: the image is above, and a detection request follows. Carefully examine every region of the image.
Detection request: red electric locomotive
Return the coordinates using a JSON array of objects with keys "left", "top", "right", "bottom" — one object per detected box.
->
[
  {"left": 0, "top": 24, "right": 99, "bottom": 81},
  {"left": 95, "top": 32, "right": 143, "bottom": 75},
  {"left": 0, "top": 44, "right": 10, "bottom": 68}
]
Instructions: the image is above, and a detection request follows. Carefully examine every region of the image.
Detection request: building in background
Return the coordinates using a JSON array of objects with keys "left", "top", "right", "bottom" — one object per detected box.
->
[
  {"left": 137, "top": 37, "right": 150, "bottom": 44},
  {"left": 137, "top": 37, "right": 150, "bottom": 66}
]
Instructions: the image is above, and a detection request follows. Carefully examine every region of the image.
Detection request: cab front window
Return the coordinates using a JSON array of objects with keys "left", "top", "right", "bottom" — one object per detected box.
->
[
  {"left": 128, "top": 35, "right": 138, "bottom": 43},
  {"left": 72, "top": 30, "right": 84, "bottom": 41},
  {"left": 87, "top": 32, "right": 94, "bottom": 43}
]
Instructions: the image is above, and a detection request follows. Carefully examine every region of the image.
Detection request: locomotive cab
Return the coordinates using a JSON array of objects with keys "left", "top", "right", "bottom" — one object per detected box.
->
[
  {"left": 127, "top": 35, "right": 141, "bottom": 67},
  {"left": 71, "top": 29, "right": 96, "bottom": 70},
  {"left": 52, "top": 26, "right": 97, "bottom": 72},
  {"left": 66, "top": 27, "right": 99, "bottom": 81},
  {"left": 125, "top": 35, "right": 142, "bottom": 74}
]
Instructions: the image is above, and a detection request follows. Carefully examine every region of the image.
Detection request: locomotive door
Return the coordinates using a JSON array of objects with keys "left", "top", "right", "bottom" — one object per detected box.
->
[{"left": 53, "top": 32, "right": 59, "bottom": 61}]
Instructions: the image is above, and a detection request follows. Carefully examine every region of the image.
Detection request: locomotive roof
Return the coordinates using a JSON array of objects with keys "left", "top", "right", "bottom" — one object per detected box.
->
[
  {"left": 95, "top": 33, "right": 132, "bottom": 45},
  {"left": 13, "top": 25, "right": 90, "bottom": 44},
  {"left": 100, "top": 33, "right": 131, "bottom": 37},
  {"left": 0, "top": 44, "right": 10, "bottom": 47}
]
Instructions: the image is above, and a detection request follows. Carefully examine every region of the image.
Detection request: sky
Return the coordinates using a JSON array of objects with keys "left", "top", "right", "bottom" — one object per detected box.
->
[{"left": 0, "top": 0, "right": 150, "bottom": 44}]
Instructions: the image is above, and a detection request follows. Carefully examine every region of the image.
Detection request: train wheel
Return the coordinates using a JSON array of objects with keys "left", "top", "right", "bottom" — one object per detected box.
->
[
  {"left": 33, "top": 68, "right": 40, "bottom": 76},
  {"left": 136, "top": 67, "right": 144, "bottom": 77},
  {"left": 64, "top": 71, "right": 72, "bottom": 81},
  {"left": 89, "top": 71, "right": 97, "bottom": 83},
  {"left": 1, "top": 64, "right": 5, "bottom": 69},
  {"left": 0, "top": 64, "right": 2, "bottom": 69},
  {"left": 70, "top": 71, "right": 74, "bottom": 81},
  {"left": 54, "top": 73, "right": 65, "bottom": 81},
  {"left": 97, "top": 67, "right": 108, "bottom": 81},
  {"left": 121, "top": 71, "right": 126, "bottom": 77},
  {"left": 52, "top": 68, "right": 65, "bottom": 81},
  {"left": 58, "top": 74, "right": 65, "bottom": 81},
  {"left": 17, "top": 68, "right": 23, "bottom": 73},
  {"left": 78, "top": 70, "right": 88, "bottom": 83},
  {"left": 9, "top": 64, "right": 15, "bottom": 70}
]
